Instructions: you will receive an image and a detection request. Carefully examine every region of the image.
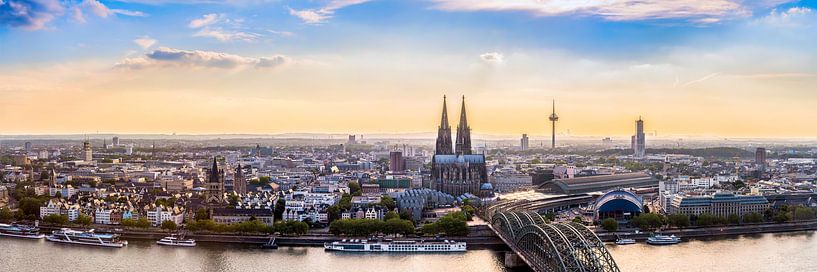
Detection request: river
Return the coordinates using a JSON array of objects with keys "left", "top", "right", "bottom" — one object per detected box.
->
[{"left": 2, "top": 232, "right": 817, "bottom": 272}]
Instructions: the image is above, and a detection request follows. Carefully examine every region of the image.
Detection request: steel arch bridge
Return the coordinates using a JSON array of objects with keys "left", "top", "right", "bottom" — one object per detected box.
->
[{"left": 490, "top": 211, "right": 620, "bottom": 272}]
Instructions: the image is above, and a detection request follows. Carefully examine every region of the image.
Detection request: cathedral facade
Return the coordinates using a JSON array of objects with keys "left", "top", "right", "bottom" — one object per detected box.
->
[{"left": 430, "top": 96, "right": 489, "bottom": 197}]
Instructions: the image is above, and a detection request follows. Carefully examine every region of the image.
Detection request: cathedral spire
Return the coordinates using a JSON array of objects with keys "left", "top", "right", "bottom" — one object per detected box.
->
[
  {"left": 455, "top": 95, "right": 472, "bottom": 155},
  {"left": 435, "top": 95, "right": 453, "bottom": 155}
]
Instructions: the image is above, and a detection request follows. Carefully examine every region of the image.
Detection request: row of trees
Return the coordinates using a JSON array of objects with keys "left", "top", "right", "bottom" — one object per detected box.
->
[
  {"left": 329, "top": 218, "right": 415, "bottom": 236},
  {"left": 419, "top": 211, "right": 469, "bottom": 236},
  {"left": 186, "top": 219, "right": 308, "bottom": 235}
]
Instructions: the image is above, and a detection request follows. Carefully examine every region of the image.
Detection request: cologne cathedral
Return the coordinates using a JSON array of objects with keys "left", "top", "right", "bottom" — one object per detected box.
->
[{"left": 430, "top": 96, "right": 490, "bottom": 197}]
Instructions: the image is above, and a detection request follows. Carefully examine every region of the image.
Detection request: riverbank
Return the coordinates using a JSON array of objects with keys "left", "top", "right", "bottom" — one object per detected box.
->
[
  {"left": 596, "top": 220, "right": 817, "bottom": 242},
  {"left": 35, "top": 225, "right": 509, "bottom": 249}
]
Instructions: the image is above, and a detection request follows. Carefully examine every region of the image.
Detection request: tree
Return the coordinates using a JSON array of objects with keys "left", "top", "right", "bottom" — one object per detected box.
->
[
  {"left": 348, "top": 181, "right": 362, "bottom": 196},
  {"left": 384, "top": 211, "right": 400, "bottom": 221},
  {"left": 379, "top": 195, "right": 396, "bottom": 210},
  {"left": 696, "top": 213, "right": 717, "bottom": 227},
  {"left": 274, "top": 198, "right": 286, "bottom": 221},
  {"left": 161, "top": 220, "right": 177, "bottom": 232},
  {"left": 75, "top": 214, "right": 93, "bottom": 226},
  {"left": 643, "top": 205, "right": 651, "bottom": 214},
  {"left": 421, "top": 212, "right": 468, "bottom": 236},
  {"left": 600, "top": 218, "right": 618, "bottom": 232},
  {"left": 54, "top": 191, "right": 62, "bottom": 199},
  {"left": 572, "top": 216, "right": 584, "bottom": 224},
  {"left": 121, "top": 218, "right": 136, "bottom": 228},
  {"left": 460, "top": 205, "right": 475, "bottom": 221},
  {"left": 43, "top": 214, "right": 69, "bottom": 225},
  {"left": 667, "top": 214, "right": 690, "bottom": 228},
  {"left": 743, "top": 213, "right": 764, "bottom": 223},
  {"left": 136, "top": 217, "right": 151, "bottom": 229},
  {"left": 630, "top": 213, "right": 663, "bottom": 230},
  {"left": 0, "top": 208, "right": 13, "bottom": 222},
  {"left": 727, "top": 214, "right": 741, "bottom": 225},
  {"left": 793, "top": 206, "right": 816, "bottom": 221},
  {"left": 195, "top": 208, "right": 209, "bottom": 220},
  {"left": 327, "top": 205, "right": 342, "bottom": 222}
]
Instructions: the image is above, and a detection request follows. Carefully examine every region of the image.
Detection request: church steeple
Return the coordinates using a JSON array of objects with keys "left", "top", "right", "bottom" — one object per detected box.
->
[
  {"left": 455, "top": 96, "right": 472, "bottom": 155},
  {"left": 435, "top": 96, "right": 453, "bottom": 155}
]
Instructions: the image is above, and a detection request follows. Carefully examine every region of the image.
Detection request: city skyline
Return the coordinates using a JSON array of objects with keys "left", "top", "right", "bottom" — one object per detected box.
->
[{"left": 2, "top": 1, "right": 817, "bottom": 137}]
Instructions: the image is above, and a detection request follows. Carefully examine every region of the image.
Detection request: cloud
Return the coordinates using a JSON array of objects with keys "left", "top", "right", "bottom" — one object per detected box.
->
[
  {"left": 188, "top": 13, "right": 222, "bottom": 28},
  {"left": 288, "top": 0, "right": 370, "bottom": 24},
  {"left": 429, "top": 0, "right": 749, "bottom": 22},
  {"left": 0, "top": 0, "right": 144, "bottom": 30},
  {"left": 0, "top": 0, "right": 64, "bottom": 30},
  {"left": 115, "top": 47, "right": 290, "bottom": 70},
  {"left": 480, "top": 52, "right": 504, "bottom": 63},
  {"left": 759, "top": 6, "right": 813, "bottom": 26},
  {"left": 133, "top": 36, "right": 157, "bottom": 49},
  {"left": 193, "top": 28, "right": 259, "bottom": 42}
]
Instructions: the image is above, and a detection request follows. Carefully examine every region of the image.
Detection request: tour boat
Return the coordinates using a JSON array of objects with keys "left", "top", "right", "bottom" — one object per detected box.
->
[
  {"left": 0, "top": 223, "right": 45, "bottom": 239},
  {"left": 646, "top": 234, "right": 681, "bottom": 245},
  {"left": 615, "top": 238, "right": 636, "bottom": 245},
  {"left": 324, "top": 239, "right": 466, "bottom": 252},
  {"left": 46, "top": 228, "right": 128, "bottom": 248},
  {"left": 156, "top": 235, "right": 196, "bottom": 247}
]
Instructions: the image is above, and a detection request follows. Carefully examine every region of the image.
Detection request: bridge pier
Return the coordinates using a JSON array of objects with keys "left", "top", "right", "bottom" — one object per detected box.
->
[{"left": 503, "top": 251, "right": 527, "bottom": 269}]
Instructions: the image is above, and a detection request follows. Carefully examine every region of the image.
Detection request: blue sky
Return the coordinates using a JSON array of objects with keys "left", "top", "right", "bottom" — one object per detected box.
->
[{"left": 1, "top": 0, "right": 817, "bottom": 137}]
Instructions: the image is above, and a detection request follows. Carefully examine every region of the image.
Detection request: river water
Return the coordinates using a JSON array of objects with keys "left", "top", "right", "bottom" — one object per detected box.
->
[{"left": 2, "top": 232, "right": 817, "bottom": 272}]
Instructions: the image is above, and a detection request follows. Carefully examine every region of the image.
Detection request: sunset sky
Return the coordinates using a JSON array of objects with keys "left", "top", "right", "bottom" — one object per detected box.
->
[{"left": 1, "top": 0, "right": 816, "bottom": 138}]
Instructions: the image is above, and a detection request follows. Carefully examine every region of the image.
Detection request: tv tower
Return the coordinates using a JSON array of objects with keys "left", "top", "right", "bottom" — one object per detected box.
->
[{"left": 548, "top": 100, "right": 559, "bottom": 149}]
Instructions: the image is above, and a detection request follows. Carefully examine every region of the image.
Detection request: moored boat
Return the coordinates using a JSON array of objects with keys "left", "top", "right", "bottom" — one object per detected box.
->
[
  {"left": 324, "top": 239, "right": 466, "bottom": 252},
  {"left": 157, "top": 235, "right": 196, "bottom": 247},
  {"left": 46, "top": 228, "right": 128, "bottom": 248},
  {"left": 615, "top": 238, "right": 636, "bottom": 245},
  {"left": 646, "top": 234, "right": 681, "bottom": 245},
  {"left": 0, "top": 223, "right": 45, "bottom": 239}
]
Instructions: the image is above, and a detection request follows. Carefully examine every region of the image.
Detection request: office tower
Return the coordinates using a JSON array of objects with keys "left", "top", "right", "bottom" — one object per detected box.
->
[
  {"left": 632, "top": 117, "right": 646, "bottom": 158},
  {"left": 83, "top": 140, "right": 93, "bottom": 162},
  {"left": 24, "top": 141, "right": 32, "bottom": 153},
  {"left": 548, "top": 100, "right": 559, "bottom": 149},
  {"left": 347, "top": 135, "right": 356, "bottom": 145},
  {"left": 389, "top": 151, "right": 406, "bottom": 172},
  {"left": 431, "top": 96, "right": 488, "bottom": 197},
  {"left": 521, "top": 134, "right": 530, "bottom": 150},
  {"left": 112, "top": 136, "right": 120, "bottom": 147},
  {"left": 756, "top": 148, "right": 767, "bottom": 172}
]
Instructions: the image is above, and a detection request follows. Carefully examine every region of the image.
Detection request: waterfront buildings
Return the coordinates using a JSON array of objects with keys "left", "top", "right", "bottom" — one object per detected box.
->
[
  {"left": 669, "top": 192, "right": 769, "bottom": 218},
  {"left": 212, "top": 208, "right": 274, "bottom": 226},
  {"left": 430, "top": 96, "right": 489, "bottom": 197},
  {"left": 631, "top": 117, "right": 646, "bottom": 158}
]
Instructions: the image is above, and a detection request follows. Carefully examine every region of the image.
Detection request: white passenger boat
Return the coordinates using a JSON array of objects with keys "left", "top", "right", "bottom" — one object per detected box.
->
[
  {"left": 324, "top": 239, "right": 466, "bottom": 252},
  {"left": 0, "top": 223, "right": 45, "bottom": 239},
  {"left": 646, "top": 234, "right": 681, "bottom": 245},
  {"left": 46, "top": 228, "right": 128, "bottom": 248},
  {"left": 157, "top": 235, "right": 196, "bottom": 247},
  {"left": 615, "top": 238, "right": 636, "bottom": 245}
]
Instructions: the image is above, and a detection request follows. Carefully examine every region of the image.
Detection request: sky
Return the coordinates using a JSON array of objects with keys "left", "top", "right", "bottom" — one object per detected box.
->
[{"left": 1, "top": 0, "right": 816, "bottom": 138}]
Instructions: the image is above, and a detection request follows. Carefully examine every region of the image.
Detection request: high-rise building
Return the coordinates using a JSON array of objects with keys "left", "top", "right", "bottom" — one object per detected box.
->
[
  {"left": 431, "top": 96, "right": 489, "bottom": 197},
  {"left": 548, "top": 100, "right": 559, "bottom": 149},
  {"left": 234, "top": 163, "right": 247, "bottom": 194},
  {"left": 112, "top": 136, "right": 120, "bottom": 147},
  {"left": 347, "top": 135, "right": 356, "bottom": 145},
  {"left": 632, "top": 117, "right": 646, "bottom": 158},
  {"left": 24, "top": 141, "right": 32, "bottom": 153},
  {"left": 755, "top": 148, "right": 767, "bottom": 172},
  {"left": 520, "top": 134, "right": 530, "bottom": 150},
  {"left": 206, "top": 157, "right": 226, "bottom": 205},
  {"left": 82, "top": 140, "right": 93, "bottom": 162},
  {"left": 389, "top": 151, "right": 406, "bottom": 172}
]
